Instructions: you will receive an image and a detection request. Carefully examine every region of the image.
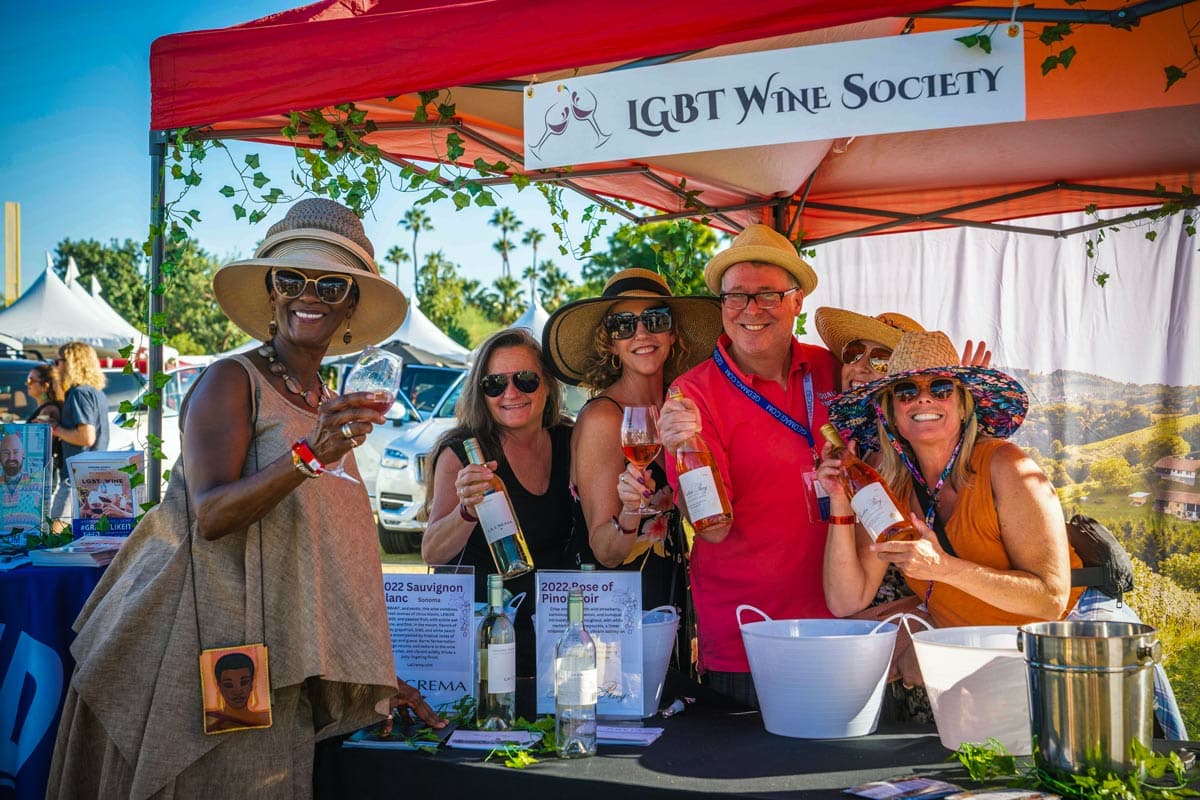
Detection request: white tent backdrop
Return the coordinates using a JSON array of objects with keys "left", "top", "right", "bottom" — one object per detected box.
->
[
  {"left": 510, "top": 297, "right": 550, "bottom": 342},
  {"left": 59, "top": 257, "right": 145, "bottom": 342},
  {"left": 797, "top": 209, "right": 1200, "bottom": 388},
  {"left": 0, "top": 266, "right": 138, "bottom": 354},
  {"left": 389, "top": 300, "right": 469, "bottom": 365}
]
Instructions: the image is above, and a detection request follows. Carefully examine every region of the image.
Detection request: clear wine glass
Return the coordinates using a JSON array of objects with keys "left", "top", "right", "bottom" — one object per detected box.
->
[
  {"left": 324, "top": 346, "right": 404, "bottom": 483},
  {"left": 620, "top": 405, "right": 663, "bottom": 516}
]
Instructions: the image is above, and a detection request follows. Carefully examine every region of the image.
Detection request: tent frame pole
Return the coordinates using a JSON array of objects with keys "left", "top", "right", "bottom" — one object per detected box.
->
[{"left": 147, "top": 130, "right": 167, "bottom": 503}]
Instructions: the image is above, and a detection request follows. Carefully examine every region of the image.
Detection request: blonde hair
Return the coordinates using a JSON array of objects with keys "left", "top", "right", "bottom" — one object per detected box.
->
[
  {"left": 873, "top": 382, "right": 978, "bottom": 501},
  {"left": 58, "top": 341, "right": 107, "bottom": 392},
  {"left": 579, "top": 304, "right": 694, "bottom": 391}
]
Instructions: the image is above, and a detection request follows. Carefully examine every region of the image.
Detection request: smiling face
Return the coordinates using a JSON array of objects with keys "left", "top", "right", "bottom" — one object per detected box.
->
[
  {"left": 483, "top": 346, "right": 548, "bottom": 433},
  {"left": 890, "top": 377, "right": 968, "bottom": 446},
  {"left": 720, "top": 262, "right": 803, "bottom": 369},
  {"left": 217, "top": 666, "right": 254, "bottom": 709},
  {"left": 840, "top": 338, "right": 892, "bottom": 391},
  {"left": 606, "top": 299, "right": 675, "bottom": 378},
  {"left": 1, "top": 434, "right": 24, "bottom": 479},
  {"left": 269, "top": 268, "right": 358, "bottom": 349}
]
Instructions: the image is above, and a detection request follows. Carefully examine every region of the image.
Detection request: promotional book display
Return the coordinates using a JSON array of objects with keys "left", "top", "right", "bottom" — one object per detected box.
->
[
  {"left": 0, "top": 422, "right": 54, "bottom": 558},
  {"left": 28, "top": 535, "right": 125, "bottom": 567},
  {"left": 66, "top": 449, "right": 144, "bottom": 536}
]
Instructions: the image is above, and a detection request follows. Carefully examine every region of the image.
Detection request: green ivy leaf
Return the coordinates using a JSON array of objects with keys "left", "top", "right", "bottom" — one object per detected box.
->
[
  {"left": 473, "top": 192, "right": 497, "bottom": 208},
  {"left": 1164, "top": 66, "right": 1188, "bottom": 91},
  {"left": 955, "top": 33, "right": 979, "bottom": 48},
  {"left": 511, "top": 174, "right": 531, "bottom": 192},
  {"left": 233, "top": 204, "right": 247, "bottom": 220},
  {"left": 977, "top": 34, "right": 992, "bottom": 54},
  {"left": 1145, "top": 230, "right": 1158, "bottom": 242},
  {"left": 451, "top": 191, "right": 470, "bottom": 210},
  {"left": 118, "top": 344, "right": 134, "bottom": 359},
  {"left": 245, "top": 153, "right": 260, "bottom": 169},
  {"left": 1057, "top": 46, "right": 1076, "bottom": 69},
  {"left": 252, "top": 172, "right": 270, "bottom": 188},
  {"left": 1041, "top": 54, "right": 1062, "bottom": 76},
  {"left": 412, "top": 105, "right": 428, "bottom": 124},
  {"left": 1038, "top": 22, "right": 1071, "bottom": 46}
]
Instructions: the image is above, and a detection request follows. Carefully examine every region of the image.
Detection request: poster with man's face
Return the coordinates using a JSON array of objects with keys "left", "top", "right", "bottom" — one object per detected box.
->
[{"left": 0, "top": 423, "right": 52, "bottom": 552}]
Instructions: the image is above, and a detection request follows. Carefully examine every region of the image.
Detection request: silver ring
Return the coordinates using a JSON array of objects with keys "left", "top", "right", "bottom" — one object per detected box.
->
[{"left": 341, "top": 422, "right": 355, "bottom": 440}]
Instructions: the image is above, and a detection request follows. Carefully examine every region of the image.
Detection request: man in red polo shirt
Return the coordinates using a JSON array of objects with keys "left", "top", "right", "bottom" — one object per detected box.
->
[{"left": 661, "top": 223, "right": 839, "bottom": 709}]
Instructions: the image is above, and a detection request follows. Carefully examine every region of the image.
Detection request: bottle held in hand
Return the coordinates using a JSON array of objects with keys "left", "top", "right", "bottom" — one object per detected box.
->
[
  {"left": 463, "top": 438, "right": 535, "bottom": 580},
  {"left": 818, "top": 424, "right": 920, "bottom": 543},
  {"left": 477, "top": 574, "right": 516, "bottom": 730},
  {"left": 667, "top": 387, "right": 733, "bottom": 533},
  {"left": 555, "top": 588, "right": 597, "bottom": 758}
]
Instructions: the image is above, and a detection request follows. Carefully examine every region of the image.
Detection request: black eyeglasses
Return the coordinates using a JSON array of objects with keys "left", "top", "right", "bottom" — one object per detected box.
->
[
  {"left": 893, "top": 378, "right": 956, "bottom": 403},
  {"left": 271, "top": 268, "right": 355, "bottom": 305},
  {"left": 718, "top": 287, "right": 799, "bottom": 310},
  {"left": 841, "top": 340, "right": 892, "bottom": 374},
  {"left": 480, "top": 370, "right": 541, "bottom": 398},
  {"left": 603, "top": 307, "right": 672, "bottom": 340}
]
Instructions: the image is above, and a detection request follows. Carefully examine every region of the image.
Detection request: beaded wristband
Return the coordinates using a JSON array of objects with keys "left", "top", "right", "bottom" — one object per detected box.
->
[
  {"left": 827, "top": 514, "right": 857, "bottom": 526},
  {"left": 459, "top": 502, "right": 478, "bottom": 523},
  {"left": 611, "top": 515, "right": 638, "bottom": 535},
  {"left": 292, "top": 439, "right": 323, "bottom": 478}
]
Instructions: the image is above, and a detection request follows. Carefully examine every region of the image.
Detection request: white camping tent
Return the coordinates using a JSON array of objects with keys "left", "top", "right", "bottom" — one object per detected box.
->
[
  {"left": 0, "top": 266, "right": 137, "bottom": 355},
  {"left": 58, "top": 256, "right": 145, "bottom": 342},
  {"left": 389, "top": 300, "right": 469, "bottom": 365},
  {"left": 509, "top": 297, "right": 550, "bottom": 341}
]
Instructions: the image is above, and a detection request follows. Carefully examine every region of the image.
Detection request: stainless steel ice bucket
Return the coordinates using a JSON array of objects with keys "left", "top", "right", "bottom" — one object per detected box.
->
[{"left": 1017, "top": 621, "right": 1160, "bottom": 776}]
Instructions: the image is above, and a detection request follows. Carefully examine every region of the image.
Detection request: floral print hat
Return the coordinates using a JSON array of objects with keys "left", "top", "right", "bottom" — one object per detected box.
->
[{"left": 828, "top": 330, "right": 1028, "bottom": 450}]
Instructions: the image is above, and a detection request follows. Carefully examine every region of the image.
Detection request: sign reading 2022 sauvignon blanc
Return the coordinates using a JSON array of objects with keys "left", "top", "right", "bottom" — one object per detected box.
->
[{"left": 523, "top": 25, "right": 1025, "bottom": 169}]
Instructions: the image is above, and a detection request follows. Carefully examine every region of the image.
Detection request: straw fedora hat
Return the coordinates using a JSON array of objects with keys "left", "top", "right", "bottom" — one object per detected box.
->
[
  {"left": 703, "top": 224, "right": 818, "bottom": 296},
  {"left": 212, "top": 198, "right": 408, "bottom": 356},
  {"left": 829, "top": 330, "right": 1028, "bottom": 450},
  {"left": 814, "top": 307, "right": 925, "bottom": 362},
  {"left": 542, "top": 268, "right": 722, "bottom": 387}
]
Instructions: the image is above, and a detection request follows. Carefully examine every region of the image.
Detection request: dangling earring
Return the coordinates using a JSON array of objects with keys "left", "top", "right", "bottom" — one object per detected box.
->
[
  {"left": 343, "top": 318, "right": 353, "bottom": 345},
  {"left": 608, "top": 352, "right": 620, "bottom": 371},
  {"left": 267, "top": 306, "right": 278, "bottom": 339}
]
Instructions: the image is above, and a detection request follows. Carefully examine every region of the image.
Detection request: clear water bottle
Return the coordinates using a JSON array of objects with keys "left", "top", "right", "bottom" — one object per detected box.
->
[
  {"left": 555, "top": 588, "right": 597, "bottom": 758},
  {"left": 477, "top": 573, "right": 516, "bottom": 730}
]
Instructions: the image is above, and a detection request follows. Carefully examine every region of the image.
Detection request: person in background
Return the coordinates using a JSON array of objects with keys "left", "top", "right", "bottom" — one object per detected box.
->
[
  {"left": 48, "top": 199, "right": 441, "bottom": 799},
  {"left": 49, "top": 342, "right": 110, "bottom": 532},
  {"left": 543, "top": 268, "right": 721, "bottom": 614},
  {"left": 26, "top": 363, "right": 66, "bottom": 492},
  {"left": 658, "top": 224, "right": 839, "bottom": 709},
  {"left": 421, "top": 328, "right": 575, "bottom": 676}
]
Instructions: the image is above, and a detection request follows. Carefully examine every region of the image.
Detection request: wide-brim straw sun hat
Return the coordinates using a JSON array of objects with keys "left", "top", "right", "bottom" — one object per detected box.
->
[
  {"left": 814, "top": 307, "right": 925, "bottom": 361},
  {"left": 828, "top": 330, "right": 1028, "bottom": 450},
  {"left": 542, "top": 268, "right": 723, "bottom": 387},
  {"left": 212, "top": 198, "right": 408, "bottom": 356},
  {"left": 703, "top": 223, "right": 818, "bottom": 297}
]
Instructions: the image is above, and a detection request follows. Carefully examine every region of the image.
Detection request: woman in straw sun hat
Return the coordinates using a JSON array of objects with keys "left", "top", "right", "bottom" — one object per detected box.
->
[
  {"left": 544, "top": 268, "right": 721, "bottom": 612},
  {"left": 48, "top": 198, "right": 441, "bottom": 799},
  {"left": 817, "top": 329, "right": 1083, "bottom": 636}
]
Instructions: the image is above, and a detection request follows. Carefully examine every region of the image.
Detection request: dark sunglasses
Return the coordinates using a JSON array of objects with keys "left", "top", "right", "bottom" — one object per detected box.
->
[
  {"left": 841, "top": 340, "right": 892, "bottom": 374},
  {"left": 893, "top": 378, "right": 957, "bottom": 403},
  {"left": 603, "top": 307, "right": 672, "bottom": 340},
  {"left": 480, "top": 370, "right": 541, "bottom": 398},
  {"left": 271, "top": 268, "right": 355, "bottom": 304}
]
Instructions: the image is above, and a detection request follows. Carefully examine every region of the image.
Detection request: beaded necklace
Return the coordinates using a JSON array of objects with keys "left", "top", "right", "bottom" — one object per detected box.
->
[{"left": 258, "top": 342, "right": 332, "bottom": 409}]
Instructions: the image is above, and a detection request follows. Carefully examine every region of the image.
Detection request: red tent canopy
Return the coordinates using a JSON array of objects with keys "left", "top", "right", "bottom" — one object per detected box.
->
[{"left": 151, "top": 0, "right": 1200, "bottom": 241}]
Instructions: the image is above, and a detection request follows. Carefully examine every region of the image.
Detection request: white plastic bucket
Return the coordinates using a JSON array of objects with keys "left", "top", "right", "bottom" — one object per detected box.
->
[
  {"left": 910, "top": 622, "right": 1031, "bottom": 755},
  {"left": 737, "top": 605, "right": 898, "bottom": 739},
  {"left": 641, "top": 605, "right": 680, "bottom": 717}
]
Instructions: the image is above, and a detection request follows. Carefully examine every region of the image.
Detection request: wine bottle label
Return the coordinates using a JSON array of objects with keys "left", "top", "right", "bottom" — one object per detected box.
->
[
  {"left": 850, "top": 482, "right": 906, "bottom": 542},
  {"left": 487, "top": 642, "right": 515, "bottom": 693},
  {"left": 477, "top": 492, "right": 519, "bottom": 544},
  {"left": 679, "top": 466, "right": 724, "bottom": 521},
  {"left": 554, "top": 663, "right": 598, "bottom": 706}
]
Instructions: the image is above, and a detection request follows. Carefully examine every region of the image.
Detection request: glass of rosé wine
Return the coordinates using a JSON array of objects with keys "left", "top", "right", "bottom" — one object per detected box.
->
[
  {"left": 620, "top": 405, "right": 663, "bottom": 516},
  {"left": 324, "top": 346, "right": 403, "bottom": 483}
]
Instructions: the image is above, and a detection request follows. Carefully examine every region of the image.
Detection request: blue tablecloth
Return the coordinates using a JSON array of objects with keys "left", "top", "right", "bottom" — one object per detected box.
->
[{"left": 0, "top": 564, "right": 105, "bottom": 800}]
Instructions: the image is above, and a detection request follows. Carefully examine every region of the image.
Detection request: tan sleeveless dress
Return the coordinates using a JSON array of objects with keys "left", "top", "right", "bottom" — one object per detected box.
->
[{"left": 47, "top": 356, "right": 397, "bottom": 799}]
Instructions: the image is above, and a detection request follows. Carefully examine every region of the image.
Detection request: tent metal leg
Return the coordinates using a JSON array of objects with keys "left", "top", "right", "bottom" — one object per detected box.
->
[{"left": 148, "top": 130, "right": 167, "bottom": 503}]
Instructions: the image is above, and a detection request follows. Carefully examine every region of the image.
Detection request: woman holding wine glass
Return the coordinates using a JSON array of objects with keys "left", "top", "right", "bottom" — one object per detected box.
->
[
  {"left": 422, "top": 328, "right": 575, "bottom": 676},
  {"left": 543, "top": 268, "right": 721, "bottom": 611},
  {"left": 49, "top": 199, "right": 443, "bottom": 799}
]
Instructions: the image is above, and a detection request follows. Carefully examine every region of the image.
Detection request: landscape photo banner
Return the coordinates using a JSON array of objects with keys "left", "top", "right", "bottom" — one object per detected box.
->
[{"left": 523, "top": 25, "right": 1025, "bottom": 169}]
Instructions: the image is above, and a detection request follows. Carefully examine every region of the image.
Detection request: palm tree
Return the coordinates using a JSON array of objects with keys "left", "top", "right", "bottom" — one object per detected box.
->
[
  {"left": 488, "top": 207, "right": 521, "bottom": 278},
  {"left": 537, "top": 259, "right": 572, "bottom": 311},
  {"left": 399, "top": 207, "right": 433, "bottom": 297},
  {"left": 521, "top": 264, "right": 538, "bottom": 305},
  {"left": 384, "top": 245, "right": 410, "bottom": 288},
  {"left": 522, "top": 227, "right": 545, "bottom": 273}
]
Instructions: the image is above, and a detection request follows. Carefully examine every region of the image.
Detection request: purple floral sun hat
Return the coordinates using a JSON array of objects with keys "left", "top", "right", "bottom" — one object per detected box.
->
[{"left": 827, "top": 330, "right": 1028, "bottom": 451}]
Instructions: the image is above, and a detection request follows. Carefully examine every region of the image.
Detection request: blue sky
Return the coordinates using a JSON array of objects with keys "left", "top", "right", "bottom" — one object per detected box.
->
[{"left": 0, "top": 1, "right": 591, "bottom": 299}]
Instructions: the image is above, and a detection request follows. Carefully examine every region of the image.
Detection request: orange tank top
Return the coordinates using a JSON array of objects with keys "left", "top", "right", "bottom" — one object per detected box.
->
[{"left": 905, "top": 438, "right": 1084, "bottom": 627}]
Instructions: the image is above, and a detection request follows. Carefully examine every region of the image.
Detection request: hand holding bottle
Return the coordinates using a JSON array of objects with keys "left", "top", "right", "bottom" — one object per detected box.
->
[
  {"left": 658, "top": 394, "right": 702, "bottom": 455},
  {"left": 454, "top": 459, "right": 498, "bottom": 515},
  {"left": 871, "top": 513, "right": 956, "bottom": 582}
]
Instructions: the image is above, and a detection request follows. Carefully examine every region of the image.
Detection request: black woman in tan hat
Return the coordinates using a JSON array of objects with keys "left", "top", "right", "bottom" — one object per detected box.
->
[
  {"left": 48, "top": 199, "right": 442, "bottom": 799},
  {"left": 543, "top": 268, "right": 721, "bottom": 614}
]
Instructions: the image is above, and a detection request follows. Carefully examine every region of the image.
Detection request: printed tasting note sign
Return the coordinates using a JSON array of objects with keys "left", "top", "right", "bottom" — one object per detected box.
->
[
  {"left": 382, "top": 568, "right": 474, "bottom": 714},
  {"left": 535, "top": 570, "right": 643, "bottom": 718}
]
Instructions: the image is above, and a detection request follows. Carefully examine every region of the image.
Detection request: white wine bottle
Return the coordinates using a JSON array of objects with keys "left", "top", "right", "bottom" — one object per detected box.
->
[
  {"left": 477, "top": 573, "right": 516, "bottom": 730},
  {"left": 667, "top": 386, "right": 733, "bottom": 533},
  {"left": 818, "top": 424, "right": 920, "bottom": 543},
  {"left": 463, "top": 437, "right": 535, "bottom": 580},
  {"left": 555, "top": 588, "right": 597, "bottom": 758}
]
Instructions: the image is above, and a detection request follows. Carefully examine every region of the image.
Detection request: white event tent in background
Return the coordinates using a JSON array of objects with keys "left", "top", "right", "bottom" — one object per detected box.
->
[
  {"left": 388, "top": 298, "right": 469, "bottom": 365},
  {"left": 509, "top": 296, "right": 549, "bottom": 341},
  {"left": 0, "top": 265, "right": 135, "bottom": 355},
  {"left": 60, "top": 256, "right": 145, "bottom": 343}
]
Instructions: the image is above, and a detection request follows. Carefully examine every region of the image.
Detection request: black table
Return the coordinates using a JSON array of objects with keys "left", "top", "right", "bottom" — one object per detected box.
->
[{"left": 0, "top": 564, "right": 105, "bottom": 800}]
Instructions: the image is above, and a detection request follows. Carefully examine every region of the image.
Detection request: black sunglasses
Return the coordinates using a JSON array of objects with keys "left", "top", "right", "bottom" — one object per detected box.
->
[
  {"left": 893, "top": 378, "right": 956, "bottom": 403},
  {"left": 271, "top": 268, "right": 355, "bottom": 304},
  {"left": 841, "top": 340, "right": 892, "bottom": 374},
  {"left": 603, "top": 307, "right": 672, "bottom": 340},
  {"left": 480, "top": 370, "right": 541, "bottom": 398}
]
